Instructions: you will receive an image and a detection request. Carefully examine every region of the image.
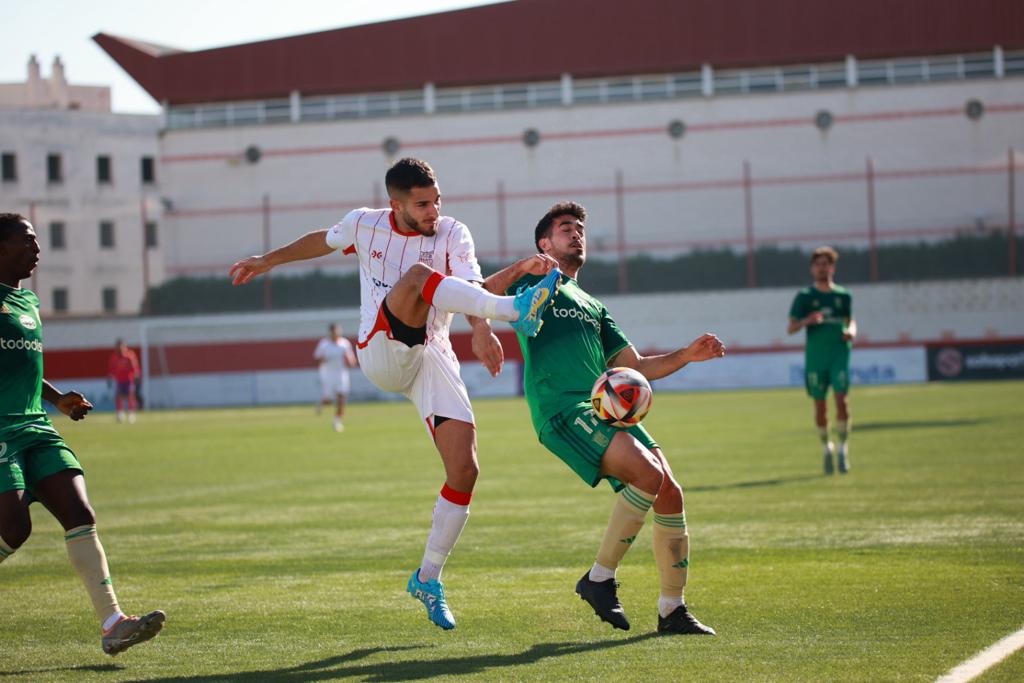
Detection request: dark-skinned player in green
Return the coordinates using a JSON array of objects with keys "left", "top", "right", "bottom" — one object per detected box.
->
[{"left": 0, "top": 212, "right": 164, "bottom": 655}]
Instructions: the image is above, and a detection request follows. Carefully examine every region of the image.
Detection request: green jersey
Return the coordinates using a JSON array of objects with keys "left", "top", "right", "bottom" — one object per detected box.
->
[
  {"left": 789, "top": 284, "right": 853, "bottom": 363},
  {"left": 508, "top": 273, "right": 632, "bottom": 434},
  {"left": 0, "top": 285, "right": 46, "bottom": 433}
]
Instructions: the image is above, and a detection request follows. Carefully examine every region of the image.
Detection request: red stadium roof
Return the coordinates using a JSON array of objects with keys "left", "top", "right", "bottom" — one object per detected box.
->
[{"left": 94, "top": 0, "right": 1024, "bottom": 106}]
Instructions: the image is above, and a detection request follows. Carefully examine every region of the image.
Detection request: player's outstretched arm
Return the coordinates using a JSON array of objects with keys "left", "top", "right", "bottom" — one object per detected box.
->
[
  {"left": 788, "top": 312, "right": 824, "bottom": 335},
  {"left": 610, "top": 333, "right": 726, "bottom": 381},
  {"left": 482, "top": 254, "right": 558, "bottom": 295},
  {"left": 229, "top": 229, "right": 334, "bottom": 285},
  {"left": 42, "top": 380, "right": 93, "bottom": 421}
]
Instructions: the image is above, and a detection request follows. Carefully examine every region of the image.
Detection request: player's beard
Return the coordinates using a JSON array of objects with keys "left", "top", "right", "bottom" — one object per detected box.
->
[{"left": 398, "top": 209, "right": 436, "bottom": 237}]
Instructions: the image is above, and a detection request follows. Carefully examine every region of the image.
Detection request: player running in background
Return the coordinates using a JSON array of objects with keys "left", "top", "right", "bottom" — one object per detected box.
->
[
  {"left": 230, "top": 158, "right": 560, "bottom": 630},
  {"left": 497, "top": 201, "right": 724, "bottom": 635},
  {"left": 107, "top": 338, "right": 140, "bottom": 424},
  {"left": 0, "top": 213, "right": 164, "bottom": 655},
  {"left": 313, "top": 323, "right": 357, "bottom": 432},
  {"left": 787, "top": 246, "right": 856, "bottom": 474}
]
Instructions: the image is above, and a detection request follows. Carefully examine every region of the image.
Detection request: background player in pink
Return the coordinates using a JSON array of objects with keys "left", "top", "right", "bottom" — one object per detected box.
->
[
  {"left": 313, "top": 323, "right": 357, "bottom": 432},
  {"left": 229, "top": 158, "right": 560, "bottom": 630},
  {"left": 107, "top": 339, "right": 140, "bottom": 424}
]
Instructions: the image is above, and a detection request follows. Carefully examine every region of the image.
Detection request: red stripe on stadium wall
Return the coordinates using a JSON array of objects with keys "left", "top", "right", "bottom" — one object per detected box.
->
[
  {"left": 41, "top": 334, "right": 1024, "bottom": 381},
  {"left": 42, "top": 331, "right": 526, "bottom": 380}
]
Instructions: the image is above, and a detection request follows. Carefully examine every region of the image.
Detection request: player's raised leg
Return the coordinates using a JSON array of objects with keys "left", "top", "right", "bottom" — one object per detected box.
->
[
  {"left": 33, "top": 470, "right": 164, "bottom": 656},
  {"left": 648, "top": 449, "right": 715, "bottom": 635},
  {"left": 406, "top": 417, "right": 477, "bottom": 630},
  {"left": 388, "top": 262, "right": 560, "bottom": 337}
]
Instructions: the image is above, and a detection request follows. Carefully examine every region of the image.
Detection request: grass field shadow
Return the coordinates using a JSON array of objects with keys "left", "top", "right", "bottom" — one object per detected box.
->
[
  {"left": 688, "top": 475, "right": 820, "bottom": 493},
  {"left": 854, "top": 418, "right": 992, "bottom": 431},
  {"left": 125, "top": 634, "right": 660, "bottom": 682},
  {"left": 0, "top": 663, "right": 123, "bottom": 677}
]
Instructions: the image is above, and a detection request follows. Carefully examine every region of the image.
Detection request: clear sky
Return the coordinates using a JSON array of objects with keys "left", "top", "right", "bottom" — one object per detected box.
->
[{"left": 0, "top": 0, "right": 505, "bottom": 114}]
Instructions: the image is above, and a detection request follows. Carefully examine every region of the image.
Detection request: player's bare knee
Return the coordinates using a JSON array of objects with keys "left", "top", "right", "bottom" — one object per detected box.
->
[
  {"left": 1, "top": 514, "right": 31, "bottom": 549},
  {"left": 400, "top": 262, "right": 435, "bottom": 289},
  {"left": 633, "top": 459, "right": 664, "bottom": 495},
  {"left": 658, "top": 477, "right": 683, "bottom": 510}
]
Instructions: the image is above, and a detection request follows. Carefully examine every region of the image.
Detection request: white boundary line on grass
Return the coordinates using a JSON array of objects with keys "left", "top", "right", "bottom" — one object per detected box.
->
[{"left": 935, "top": 626, "right": 1024, "bottom": 683}]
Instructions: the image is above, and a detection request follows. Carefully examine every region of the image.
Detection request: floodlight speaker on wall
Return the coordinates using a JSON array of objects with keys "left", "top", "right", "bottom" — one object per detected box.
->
[
  {"left": 667, "top": 120, "right": 686, "bottom": 139},
  {"left": 523, "top": 128, "right": 541, "bottom": 148},
  {"left": 244, "top": 145, "right": 262, "bottom": 164},
  {"left": 814, "top": 110, "right": 833, "bottom": 131},
  {"left": 382, "top": 137, "right": 401, "bottom": 156},
  {"left": 965, "top": 99, "right": 984, "bottom": 120}
]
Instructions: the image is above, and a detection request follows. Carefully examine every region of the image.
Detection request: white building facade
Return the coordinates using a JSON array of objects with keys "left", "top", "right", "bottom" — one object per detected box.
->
[{"left": 0, "top": 57, "right": 163, "bottom": 316}]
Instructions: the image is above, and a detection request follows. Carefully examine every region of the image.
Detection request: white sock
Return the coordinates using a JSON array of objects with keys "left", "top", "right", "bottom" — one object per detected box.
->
[
  {"left": 429, "top": 276, "right": 516, "bottom": 321},
  {"left": 418, "top": 491, "right": 470, "bottom": 582},
  {"left": 588, "top": 562, "right": 616, "bottom": 583},
  {"left": 659, "top": 596, "right": 684, "bottom": 618}
]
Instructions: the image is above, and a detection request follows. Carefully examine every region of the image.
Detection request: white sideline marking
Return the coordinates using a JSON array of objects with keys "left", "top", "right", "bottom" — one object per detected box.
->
[{"left": 935, "top": 626, "right": 1024, "bottom": 683}]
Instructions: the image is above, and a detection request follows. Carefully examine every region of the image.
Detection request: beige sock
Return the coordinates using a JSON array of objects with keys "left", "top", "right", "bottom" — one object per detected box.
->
[
  {"left": 836, "top": 419, "right": 850, "bottom": 444},
  {"left": 817, "top": 425, "right": 830, "bottom": 445},
  {"left": 595, "top": 484, "right": 656, "bottom": 570},
  {"left": 652, "top": 512, "right": 689, "bottom": 605},
  {"left": 0, "top": 535, "right": 15, "bottom": 564},
  {"left": 65, "top": 525, "right": 120, "bottom": 625}
]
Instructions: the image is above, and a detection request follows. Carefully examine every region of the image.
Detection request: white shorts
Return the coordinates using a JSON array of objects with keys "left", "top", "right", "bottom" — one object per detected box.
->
[
  {"left": 319, "top": 368, "right": 350, "bottom": 399},
  {"left": 357, "top": 331, "right": 474, "bottom": 437}
]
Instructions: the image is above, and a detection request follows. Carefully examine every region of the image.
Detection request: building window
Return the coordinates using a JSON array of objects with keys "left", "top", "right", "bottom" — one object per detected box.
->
[
  {"left": 99, "top": 221, "right": 115, "bottom": 248},
  {"left": 53, "top": 288, "right": 68, "bottom": 312},
  {"left": 97, "top": 155, "right": 112, "bottom": 184},
  {"left": 49, "top": 221, "right": 66, "bottom": 250},
  {"left": 47, "top": 153, "right": 62, "bottom": 183},
  {"left": 141, "top": 156, "right": 155, "bottom": 184},
  {"left": 1, "top": 152, "right": 15, "bottom": 182},
  {"left": 102, "top": 287, "right": 117, "bottom": 313},
  {"left": 145, "top": 221, "right": 159, "bottom": 248}
]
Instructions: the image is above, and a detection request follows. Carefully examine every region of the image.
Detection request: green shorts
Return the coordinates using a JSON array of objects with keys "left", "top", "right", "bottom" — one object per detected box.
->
[
  {"left": 539, "top": 401, "right": 659, "bottom": 491},
  {"left": 0, "top": 418, "right": 82, "bottom": 495},
  {"left": 805, "top": 357, "right": 851, "bottom": 400}
]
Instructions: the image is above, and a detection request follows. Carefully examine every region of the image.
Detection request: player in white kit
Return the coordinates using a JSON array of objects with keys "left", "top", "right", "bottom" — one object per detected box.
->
[
  {"left": 229, "top": 158, "right": 560, "bottom": 630},
  {"left": 313, "top": 323, "right": 356, "bottom": 432}
]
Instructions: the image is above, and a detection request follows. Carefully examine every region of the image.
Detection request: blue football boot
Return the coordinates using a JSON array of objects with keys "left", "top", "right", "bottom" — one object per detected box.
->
[
  {"left": 510, "top": 268, "right": 561, "bottom": 337},
  {"left": 407, "top": 569, "right": 456, "bottom": 630}
]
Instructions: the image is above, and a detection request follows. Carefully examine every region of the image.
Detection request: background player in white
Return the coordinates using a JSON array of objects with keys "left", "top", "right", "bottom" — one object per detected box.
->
[
  {"left": 313, "top": 323, "right": 356, "bottom": 432},
  {"left": 229, "top": 158, "right": 560, "bottom": 630}
]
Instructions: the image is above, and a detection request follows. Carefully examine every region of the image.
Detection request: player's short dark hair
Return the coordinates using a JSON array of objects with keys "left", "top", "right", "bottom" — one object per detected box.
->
[
  {"left": 534, "top": 201, "right": 587, "bottom": 251},
  {"left": 0, "top": 213, "right": 30, "bottom": 242},
  {"left": 811, "top": 246, "right": 838, "bottom": 265},
  {"left": 385, "top": 158, "right": 437, "bottom": 197}
]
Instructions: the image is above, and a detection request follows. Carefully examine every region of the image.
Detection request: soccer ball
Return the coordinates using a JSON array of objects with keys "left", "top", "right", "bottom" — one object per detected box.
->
[{"left": 590, "top": 367, "right": 653, "bottom": 428}]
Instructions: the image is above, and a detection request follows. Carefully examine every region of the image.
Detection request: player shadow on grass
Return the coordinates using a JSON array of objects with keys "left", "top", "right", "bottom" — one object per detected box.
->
[
  {"left": 122, "top": 634, "right": 660, "bottom": 682},
  {"left": 853, "top": 418, "right": 993, "bottom": 431},
  {"left": 0, "top": 663, "right": 123, "bottom": 677},
  {"left": 687, "top": 474, "right": 820, "bottom": 493}
]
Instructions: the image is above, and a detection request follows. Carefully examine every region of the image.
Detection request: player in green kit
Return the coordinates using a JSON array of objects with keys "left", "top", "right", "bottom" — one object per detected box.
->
[
  {"left": 493, "top": 202, "right": 725, "bottom": 635},
  {"left": 787, "top": 246, "right": 857, "bottom": 475},
  {"left": 0, "top": 213, "right": 164, "bottom": 655}
]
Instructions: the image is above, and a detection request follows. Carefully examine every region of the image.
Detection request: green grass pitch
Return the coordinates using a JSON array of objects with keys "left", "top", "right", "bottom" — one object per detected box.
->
[{"left": 2, "top": 381, "right": 1022, "bottom": 681}]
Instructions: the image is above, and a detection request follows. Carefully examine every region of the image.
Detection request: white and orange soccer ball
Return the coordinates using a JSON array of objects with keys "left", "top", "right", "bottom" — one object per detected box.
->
[{"left": 590, "top": 366, "right": 653, "bottom": 428}]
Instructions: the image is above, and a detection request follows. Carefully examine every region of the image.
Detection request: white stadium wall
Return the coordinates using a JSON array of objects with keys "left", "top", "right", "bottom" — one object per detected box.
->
[
  {"left": 40, "top": 277, "right": 1024, "bottom": 410},
  {"left": 157, "top": 77, "right": 1024, "bottom": 278}
]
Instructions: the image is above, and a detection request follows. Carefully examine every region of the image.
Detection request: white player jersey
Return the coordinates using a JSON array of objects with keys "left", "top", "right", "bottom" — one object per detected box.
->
[
  {"left": 325, "top": 208, "right": 483, "bottom": 349},
  {"left": 314, "top": 337, "right": 353, "bottom": 374}
]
